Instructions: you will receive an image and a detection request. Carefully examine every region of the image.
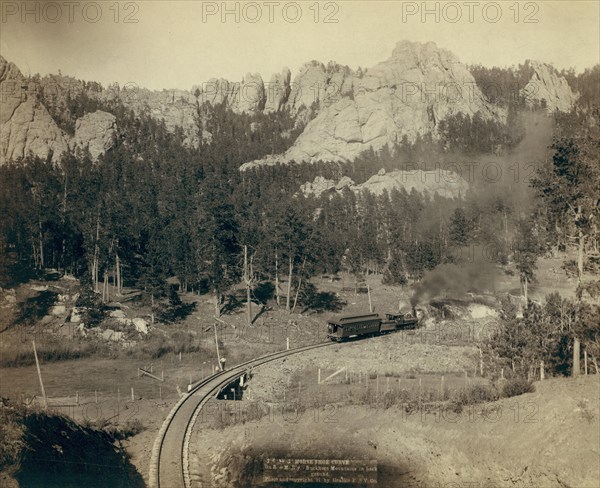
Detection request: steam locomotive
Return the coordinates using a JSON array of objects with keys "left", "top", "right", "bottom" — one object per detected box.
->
[{"left": 326, "top": 310, "right": 421, "bottom": 342}]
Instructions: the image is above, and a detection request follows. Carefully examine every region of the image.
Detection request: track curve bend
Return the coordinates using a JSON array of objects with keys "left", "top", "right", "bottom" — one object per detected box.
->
[{"left": 149, "top": 341, "right": 334, "bottom": 488}]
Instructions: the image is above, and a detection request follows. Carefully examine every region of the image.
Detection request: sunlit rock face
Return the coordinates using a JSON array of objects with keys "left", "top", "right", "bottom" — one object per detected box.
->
[
  {"left": 71, "top": 111, "right": 117, "bottom": 160},
  {"left": 241, "top": 40, "right": 502, "bottom": 170},
  {"left": 520, "top": 60, "right": 578, "bottom": 113},
  {"left": 0, "top": 56, "right": 68, "bottom": 165}
]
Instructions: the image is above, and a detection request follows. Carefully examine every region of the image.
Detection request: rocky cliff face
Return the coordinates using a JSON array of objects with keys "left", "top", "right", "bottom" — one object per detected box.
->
[
  {"left": 521, "top": 60, "right": 578, "bottom": 112},
  {"left": 0, "top": 43, "right": 581, "bottom": 166},
  {"left": 300, "top": 167, "right": 468, "bottom": 199},
  {"left": 264, "top": 68, "right": 291, "bottom": 112},
  {"left": 356, "top": 168, "right": 468, "bottom": 199},
  {"left": 241, "top": 41, "right": 503, "bottom": 170},
  {"left": 70, "top": 111, "right": 117, "bottom": 160},
  {"left": 0, "top": 57, "right": 69, "bottom": 164},
  {"left": 122, "top": 87, "right": 201, "bottom": 147},
  {"left": 0, "top": 57, "right": 117, "bottom": 164}
]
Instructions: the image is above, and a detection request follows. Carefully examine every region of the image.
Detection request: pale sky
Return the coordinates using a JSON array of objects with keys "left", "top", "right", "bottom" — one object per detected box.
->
[{"left": 1, "top": 1, "right": 599, "bottom": 90}]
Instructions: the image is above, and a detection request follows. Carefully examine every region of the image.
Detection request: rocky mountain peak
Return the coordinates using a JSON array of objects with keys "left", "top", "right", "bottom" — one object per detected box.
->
[
  {"left": 521, "top": 60, "right": 578, "bottom": 112},
  {"left": 0, "top": 56, "right": 69, "bottom": 165},
  {"left": 389, "top": 40, "right": 458, "bottom": 67},
  {"left": 241, "top": 40, "right": 501, "bottom": 170},
  {"left": 0, "top": 55, "right": 24, "bottom": 83}
]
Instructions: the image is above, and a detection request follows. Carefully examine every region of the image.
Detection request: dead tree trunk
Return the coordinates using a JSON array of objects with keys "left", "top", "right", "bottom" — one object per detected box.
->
[
  {"left": 38, "top": 221, "right": 44, "bottom": 269},
  {"left": 93, "top": 215, "right": 100, "bottom": 293},
  {"left": 573, "top": 335, "right": 581, "bottom": 376},
  {"left": 244, "top": 245, "right": 252, "bottom": 326},
  {"left": 291, "top": 256, "right": 307, "bottom": 314},
  {"left": 275, "top": 250, "right": 281, "bottom": 307},
  {"left": 102, "top": 271, "right": 109, "bottom": 303},
  {"left": 573, "top": 225, "right": 585, "bottom": 376},
  {"left": 150, "top": 294, "right": 155, "bottom": 324},
  {"left": 115, "top": 250, "right": 122, "bottom": 295},
  {"left": 214, "top": 290, "right": 221, "bottom": 317},
  {"left": 286, "top": 255, "right": 294, "bottom": 312},
  {"left": 591, "top": 354, "right": 599, "bottom": 375}
]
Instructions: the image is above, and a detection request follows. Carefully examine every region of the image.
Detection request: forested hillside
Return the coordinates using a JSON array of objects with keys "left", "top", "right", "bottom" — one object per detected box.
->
[{"left": 1, "top": 52, "right": 599, "bottom": 378}]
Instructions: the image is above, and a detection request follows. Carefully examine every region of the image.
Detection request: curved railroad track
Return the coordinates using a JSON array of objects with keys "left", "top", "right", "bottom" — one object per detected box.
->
[{"left": 149, "top": 341, "right": 335, "bottom": 488}]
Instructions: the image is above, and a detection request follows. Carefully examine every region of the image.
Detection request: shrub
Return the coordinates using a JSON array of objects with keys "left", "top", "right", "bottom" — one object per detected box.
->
[
  {"left": 109, "top": 419, "right": 145, "bottom": 440},
  {"left": 76, "top": 286, "right": 107, "bottom": 328},
  {"left": 501, "top": 378, "right": 535, "bottom": 398},
  {"left": 83, "top": 418, "right": 145, "bottom": 440},
  {"left": 0, "top": 401, "right": 26, "bottom": 473},
  {"left": 450, "top": 384, "right": 499, "bottom": 411},
  {"left": 155, "top": 287, "right": 196, "bottom": 323},
  {"left": 15, "top": 291, "right": 58, "bottom": 325}
]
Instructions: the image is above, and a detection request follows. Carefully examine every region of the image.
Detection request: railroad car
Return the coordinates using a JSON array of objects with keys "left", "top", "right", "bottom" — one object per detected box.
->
[{"left": 327, "top": 310, "right": 420, "bottom": 342}]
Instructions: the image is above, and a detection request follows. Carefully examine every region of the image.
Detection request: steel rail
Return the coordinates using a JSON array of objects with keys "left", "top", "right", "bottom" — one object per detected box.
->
[{"left": 149, "top": 341, "right": 334, "bottom": 488}]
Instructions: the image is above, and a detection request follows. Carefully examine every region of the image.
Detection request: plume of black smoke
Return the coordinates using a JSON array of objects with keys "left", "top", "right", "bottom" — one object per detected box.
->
[{"left": 410, "top": 256, "right": 498, "bottom": 308}]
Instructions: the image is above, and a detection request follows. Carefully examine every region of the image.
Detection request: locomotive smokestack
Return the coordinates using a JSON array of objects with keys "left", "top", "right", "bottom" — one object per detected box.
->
[{"left": 412, "top": 306, "right": 416, "bottom": 318}]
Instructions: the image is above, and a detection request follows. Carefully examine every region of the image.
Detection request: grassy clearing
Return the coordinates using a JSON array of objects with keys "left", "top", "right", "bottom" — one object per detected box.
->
[{"left": 0, "top": 334, "right": 109, "bottom": 368}]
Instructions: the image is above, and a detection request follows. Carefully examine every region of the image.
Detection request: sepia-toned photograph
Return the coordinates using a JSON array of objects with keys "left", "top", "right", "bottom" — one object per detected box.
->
[{"left": 1, "top": 1, "right": 599, "bottom": 487}]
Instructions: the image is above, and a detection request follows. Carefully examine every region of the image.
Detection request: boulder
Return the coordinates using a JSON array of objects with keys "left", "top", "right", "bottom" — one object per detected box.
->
[
  {"left": 50, "top": 305, "right": 66, "bottom": 316},
  {"left": 70, "top": 307, "right": 81, "bottom": 323},
  {"left": 109, "top": 309, "right": 126, "bottom": 319},
  {"left": 101, "top": 329, "right": 124, "bottom": 341},
  {"left": 132, "top": 318, "right": 148, "bottom": 334},
  {"left": 335, "top": 176, "right": 355, "bottom": 190}
]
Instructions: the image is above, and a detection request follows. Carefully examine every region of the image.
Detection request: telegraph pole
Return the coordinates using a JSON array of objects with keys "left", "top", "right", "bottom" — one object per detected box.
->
[{"left": 32, "top": 340, "right": 48, "bottom": 409}]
